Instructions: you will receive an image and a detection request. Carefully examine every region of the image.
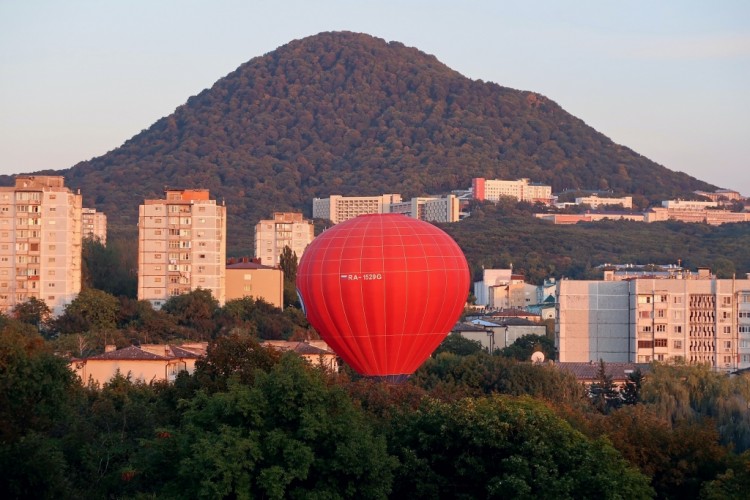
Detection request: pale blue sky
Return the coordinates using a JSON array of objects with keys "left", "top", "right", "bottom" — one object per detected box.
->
[{"left": 1, "top": 1, "right": 748, "bottom": 195}]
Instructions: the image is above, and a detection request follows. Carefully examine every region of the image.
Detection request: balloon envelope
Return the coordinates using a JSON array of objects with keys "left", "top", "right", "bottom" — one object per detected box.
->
[{"left": 296, "top": 214, "right": 469, "bottom": 380}]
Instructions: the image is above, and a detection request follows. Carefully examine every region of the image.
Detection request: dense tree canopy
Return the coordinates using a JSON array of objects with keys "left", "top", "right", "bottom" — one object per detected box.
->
[{"left": 0, "top": 31, "right": 712, "bottom": 253}]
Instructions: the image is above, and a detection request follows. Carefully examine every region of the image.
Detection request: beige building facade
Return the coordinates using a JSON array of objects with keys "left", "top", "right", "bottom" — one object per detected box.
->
[
  {"left": 312, "top": 194, "right": 402, "bottom": 224},
  {"left": 70, "top": 344, "right": 205, "bottom": 386},
  {"left": 254, "top": 212, "right": 314, "bottom": 266},
  {"left": 82, "top": 207, "right": 107, "bottom": 245},
  {"left": 574, "top": 195, "right": 633, "bottom": 209},
  {"left": 226, "top": 261, "right": 284, "bottom": 309},
  {"left": 0, "top": 176, "right": 82, "bottom": 316},
  {"left": 556, "top": 275, "right": 750, "bottom": 372},
  {"left": 138, "top": 189, "right": 226, "bottom": 308}
]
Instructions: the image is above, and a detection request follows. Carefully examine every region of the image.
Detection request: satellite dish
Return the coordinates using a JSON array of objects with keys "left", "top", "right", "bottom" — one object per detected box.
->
[{"left": 531, "top": 351, "right": 545, "bottom": 363}]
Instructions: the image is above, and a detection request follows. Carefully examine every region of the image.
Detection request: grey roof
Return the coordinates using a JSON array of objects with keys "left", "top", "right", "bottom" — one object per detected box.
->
[{"left": 556, "top": 362, "right": 651, "bottom": 382}]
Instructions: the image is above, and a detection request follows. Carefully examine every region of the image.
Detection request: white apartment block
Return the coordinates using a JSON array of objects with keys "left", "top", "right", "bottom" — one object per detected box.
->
[
  {"left": 472, "top": 178, "right": 553, "bottom": 205},
  {"left": 254, "top": 212, "right": 314, "bottom": 266},
  {"left": 661, "top": 199, "right": 718, "bottom": 210},
  {"left": 138, "top": 189, "right": 226, "bottom": 308},
  {"left": 556, "top": 275, "right": 750, "bottom": 372},
  {"left": 0, "top": 176, "right": 82, "bottom": 316},
  {"left": 82, "top": 208, "right": 107, "bottom": 245},
  {"left": 388, "top": 195, "right": 461, "bottom": 223},
  {"left": 574, "top": 195, "right": 633, "bottom": 209},
  {"left": 312, "top": 194, "right": 402, "bottom": 224}
]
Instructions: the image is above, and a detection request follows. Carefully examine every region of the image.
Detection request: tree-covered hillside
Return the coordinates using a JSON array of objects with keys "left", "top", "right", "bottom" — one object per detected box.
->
[{"left": 0, "top": 31, "right": 713, "bottom": 253}]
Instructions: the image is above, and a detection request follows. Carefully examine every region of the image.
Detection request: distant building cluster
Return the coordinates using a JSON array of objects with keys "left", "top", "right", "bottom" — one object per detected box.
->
[
  {"left": 472, "top": 177, "right": 553, "bottom": 205},
  {"left": 312, "top": 193, "right": 461, "bottom": 224}
]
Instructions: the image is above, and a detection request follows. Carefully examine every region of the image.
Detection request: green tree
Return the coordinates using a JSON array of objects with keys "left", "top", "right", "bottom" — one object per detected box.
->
[
  {"left": 82, "top": 237, "right": 137, "bottom": 298},
  {"left": 132, "top": 355, "right": 396, "bottom": 499},
  {"left": 161, "top": 288, "right": 219, "bottom": 340},
  {"left": 279, "top": 245, "right": 300, "bottom": 308},
  {"left": 11, "top": 296, "right": 52, "bottom": 336},
  {"left": 52, "top": 288, "right": 120, "bottom": 334},
  {"left": 588, "top": 359, "right": 622, "bottom": 414},
  {"left": 499, "top": 333, "right": 557, "bottom": 361},
  {"left": 193, "top": 332, "right": 281, "bottom": 391},
  {"left": 388, "top": 395, "right": 653, "bottom": 498},
  {"left": 434, "top": 333, "right": 484, "bottom": 356}
]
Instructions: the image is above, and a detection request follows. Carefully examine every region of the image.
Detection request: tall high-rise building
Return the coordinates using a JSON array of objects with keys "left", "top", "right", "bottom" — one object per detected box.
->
[
  {"left": 0, "top": 176, "right": 82, "bottom": 315},
  {"left": 82, "top": 208, "right": 107, "bottom": 245},
  {"left": 138, "top": 189, "right": 226, "bottom": 308},
  {"left": 254, "top": 212, "right": 314, "bottom": 266}
]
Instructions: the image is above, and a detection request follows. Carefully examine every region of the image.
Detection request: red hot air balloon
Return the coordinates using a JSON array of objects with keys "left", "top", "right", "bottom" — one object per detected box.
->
[{"left": 296, "top": 214, "right": 470, "bottom": 382}]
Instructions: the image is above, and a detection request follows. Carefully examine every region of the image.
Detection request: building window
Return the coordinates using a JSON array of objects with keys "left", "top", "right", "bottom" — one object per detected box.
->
[
  {"left": 674, "top": 340, "right": 683, "bottom": 349},
  {"left": 244, "top": 274, "right": 252, "bottom": 281},
  {"left": 724, "top": 326, "right": 731, "bottom": 334},
  {"left": 641, "top": 326, "right": 652, "bottom": 333},
  {"left": 725, "top": 341, "right": 732, "bottom": 349},
  {"left": 654, "top": 339, "right": 667, "bottom": 347},
  {"left": 674, "top": 326, "right": 682, "bottom": 334},
  {"left": 639, "top": 311, "right": 651, "bottom": 319},
  {"left": 723, "top": 297, "right": 732, "bottom": 306},
  {"left": 673, "top": 296, "right": 683, "bottom": 304},
  {"left": 655, "top": 324, "right": 666, "bottom": 333},
  {"left": 155, "top": 277, "right": 162, "bottom": 283},
  {"left": 638, "top": 340, "right": 653, "bottom": 349}
]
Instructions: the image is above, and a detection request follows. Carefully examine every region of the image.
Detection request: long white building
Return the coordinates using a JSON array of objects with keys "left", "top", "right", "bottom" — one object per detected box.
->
[
  {"left": 472, "top": 178, "right": 552, "bottom": 205},
  {"left": 0, "top": 176, "right": 82, "bottom": 315},
  {"left": 387, "top": 195, "right": 461, "bottom": 223},
  {"left": 556, "top": 273, "right": 750, "bottom": 372},
  {"left": 254, "top": 212, "right": 314, "bottom": 266},
  {"left": 312, "top": 194, "right": 402, "bottom": 224},
  {"left": 138, "top": 189, "right": 226, "bottom": 308}
]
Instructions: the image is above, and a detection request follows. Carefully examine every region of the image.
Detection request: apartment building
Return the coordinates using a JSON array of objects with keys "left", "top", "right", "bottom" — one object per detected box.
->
[
  {"left": 138, "top": 189, "right": 226, "bottom": 308},
  {"left": 254, "top": 212, "right": 314, "bottom": 266},
  {"left": 82, "top": 208, "right": 107, "bottom": 245},
  {"left": 472, "top": 178, "right": 553, "bottom": 205},
  {"left": 388, "top": 195, "right": 461, "bottom": 223},
  {"left": 556, "top": 273, "right": 750, "bottom": 372},
  {"left": 0, "top": 176, "right": 82, "bottom": 315},
  {"left": 312, "top": 194, "right": 401, "bottom": 224}
]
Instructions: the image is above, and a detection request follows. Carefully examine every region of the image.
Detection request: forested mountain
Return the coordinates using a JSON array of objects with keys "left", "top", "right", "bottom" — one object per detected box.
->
[{"left": 0, "top": 31, "right": 713, "bottom": 253}]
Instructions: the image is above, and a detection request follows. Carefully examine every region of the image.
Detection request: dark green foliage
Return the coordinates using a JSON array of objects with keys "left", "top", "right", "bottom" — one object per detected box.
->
[
  {"left": 81, "top": 237, "right": 137, "bottom": 298},
  {"left": 388, "top": 395, "right": 654, "bottom": 499},
  {"left": 500, "top": 333, "right": 557, "bottom": 361},
  {"left": 3, "top": 31, "right": 711, "bottom": 254},
  {"left": 413, "top": 351, "right": 586, "bottom": 404},
  {"left": 52, "top": 288, "right": 120, "bottom": 335},
  {"left": 588, "top": 359, "right": 622, "bottom": 414},
  {"left": 433, "top": 333, "right": 484, "bottom": 356},
  {"left": 132, "top": 355, "right": 396, "bottom": 499},
  {"left": 216, "top": 296, "right": 307, "bottom": 340},
  {"left": 11, "top": 296, "right": 52, "bottom": 336},
  {"left": 160, "top": 288, "right": 219, "bottom": 340},
  {"left": 192, "top": 332, "right": 281, "bottom": 391}
]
